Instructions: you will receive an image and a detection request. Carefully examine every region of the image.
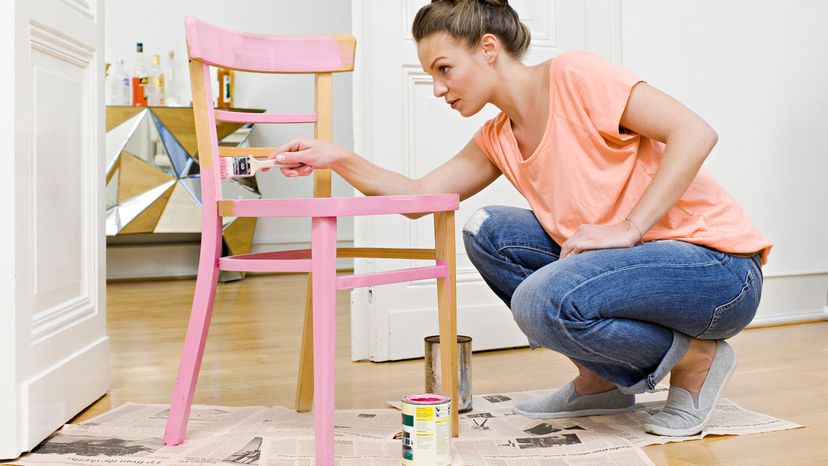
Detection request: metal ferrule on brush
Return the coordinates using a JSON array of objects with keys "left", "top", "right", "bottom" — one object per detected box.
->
[{"left": 232, "top": 156, "right": 252, "bottom": 177}]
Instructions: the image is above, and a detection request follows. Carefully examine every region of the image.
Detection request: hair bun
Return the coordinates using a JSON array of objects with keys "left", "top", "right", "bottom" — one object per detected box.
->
[{"left": 416, "top": 0, "right": 531, "bottom": 59}]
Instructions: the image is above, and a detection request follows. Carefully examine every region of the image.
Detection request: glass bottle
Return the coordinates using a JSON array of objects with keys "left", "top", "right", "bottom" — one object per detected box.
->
[
  {"left": 164, "top": 50, "right": 179, "bottom": 106},
  {"left": 131, "top": 42, "right": 148, "bottom": 106},
  {"left": 148, "top": 54, "right": 165, "bottom": 106},
  {"left": 107, "top": 60, "right": 130, "bottom": 105},
  {"left": 217, "top": 67, "right": 234, "bottom": 108}
]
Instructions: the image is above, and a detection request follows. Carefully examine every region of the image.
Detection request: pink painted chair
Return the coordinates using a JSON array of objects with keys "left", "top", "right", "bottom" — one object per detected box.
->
[{"left": 165, "top": 17, "right": 460, "bottom": 465}]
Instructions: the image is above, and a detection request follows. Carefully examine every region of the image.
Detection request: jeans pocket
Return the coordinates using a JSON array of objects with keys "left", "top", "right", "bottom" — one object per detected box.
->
[{"left": 697, "top": 269, "right": 758, "bottom": 339}]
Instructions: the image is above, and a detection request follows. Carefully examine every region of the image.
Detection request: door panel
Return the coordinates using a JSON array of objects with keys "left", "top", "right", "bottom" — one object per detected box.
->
[{"left": 0, "top": 0, "right": 107, "bottom": 457}]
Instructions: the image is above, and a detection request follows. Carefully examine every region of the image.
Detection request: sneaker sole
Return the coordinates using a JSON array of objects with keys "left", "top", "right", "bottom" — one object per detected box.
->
[
  {"left": 644, "top": 343, "right": 737, "bottom": 437},
  {"left": 513, "top": 404, "right": 636, "bottom": 419}
]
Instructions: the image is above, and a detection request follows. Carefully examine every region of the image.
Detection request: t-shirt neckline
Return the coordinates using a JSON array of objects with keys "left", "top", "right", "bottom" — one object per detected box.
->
[{"left": 505, "top": 59, "right": 555, "bottom": 166}]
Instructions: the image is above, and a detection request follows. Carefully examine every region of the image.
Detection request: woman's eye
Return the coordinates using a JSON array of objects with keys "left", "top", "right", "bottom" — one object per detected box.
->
[{"left": 439, "top": 66, "right": 449, "bottom": 74}]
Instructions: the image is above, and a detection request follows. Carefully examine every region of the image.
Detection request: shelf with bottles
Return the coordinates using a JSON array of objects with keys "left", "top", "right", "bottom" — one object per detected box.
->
[
  {"left": 106, "top": 42, "right": 182, "bottom": 107},
  {"left": 107, "top": 41, "right": 237, "bottom": 109}
]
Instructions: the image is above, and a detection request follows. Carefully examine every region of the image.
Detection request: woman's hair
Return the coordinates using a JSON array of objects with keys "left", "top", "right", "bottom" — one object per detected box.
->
[{"left": 412, "top": 0, "right": 531, "bottom": 59}]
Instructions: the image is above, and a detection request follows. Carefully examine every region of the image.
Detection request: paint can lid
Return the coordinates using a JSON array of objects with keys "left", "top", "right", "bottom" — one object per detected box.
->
[{"left": 402, "top": 393, "right": 451, "bottom": 405}]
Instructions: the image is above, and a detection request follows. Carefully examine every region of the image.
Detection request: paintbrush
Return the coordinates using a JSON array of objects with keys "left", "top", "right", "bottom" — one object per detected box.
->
[{"left": 218, "top": 155, "right": 303, "bottom": 178}]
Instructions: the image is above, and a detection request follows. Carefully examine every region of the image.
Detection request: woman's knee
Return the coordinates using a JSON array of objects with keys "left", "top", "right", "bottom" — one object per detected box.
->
[
  {"left": 463, "top": 206, "right": 515, "bottom": 264},
  {"left": 511, "top": 267, "right": 595, "bottom": 345},
  {"left": 462, "top": 205, "right": 550, "bottom": 261},
  {"left": 511, "top": 275, "right": 568, "bottom": 343}
]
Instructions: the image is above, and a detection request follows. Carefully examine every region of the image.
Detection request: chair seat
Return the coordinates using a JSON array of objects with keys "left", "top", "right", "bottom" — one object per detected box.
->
[{"left": 218, "top": 193, "right": 459, "bottom": 218}]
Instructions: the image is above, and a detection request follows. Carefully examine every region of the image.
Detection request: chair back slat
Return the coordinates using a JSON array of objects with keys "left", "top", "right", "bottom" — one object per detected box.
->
[
  {"left": 185, "top": 16, "right": 355, "bottom": 73},
  {"left": 216, "top": 110, "right": 318, "bottom": 124},
  {"left": 185, "top": 16, "right": 348, "bottom": 206}
]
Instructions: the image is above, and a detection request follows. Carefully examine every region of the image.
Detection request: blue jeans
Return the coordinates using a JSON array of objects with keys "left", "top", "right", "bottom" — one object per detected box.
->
[{"left": 463, "top": 206, "right": 763, "bottom": 394}]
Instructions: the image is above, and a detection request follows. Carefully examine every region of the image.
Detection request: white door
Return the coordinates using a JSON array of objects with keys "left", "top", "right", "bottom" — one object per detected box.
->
[
  {"left": 0, "top": 0, "right": 107, "bottom": 457},
  {"left": 351, "top": 0, "right": 622, "bottom": 361}
]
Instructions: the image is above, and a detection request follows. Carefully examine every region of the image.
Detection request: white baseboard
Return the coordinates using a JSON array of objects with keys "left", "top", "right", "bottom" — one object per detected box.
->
[
  {"left": 750, "top": 271, "right": 828, "bottom": 326},
  {"left": 381, "top": 304, "right": 528, "bottom": 361},
  {"left": 107, "top": 242, "right": 201, "bottom": 280},
  {"left": 107, "top": 240, "right": 355, "bottom": 280}
]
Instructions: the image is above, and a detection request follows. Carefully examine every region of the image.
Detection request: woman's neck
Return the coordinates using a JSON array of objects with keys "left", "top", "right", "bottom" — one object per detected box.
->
[{"left": 490, "top": 60, "right": 549, "bottom": 130}]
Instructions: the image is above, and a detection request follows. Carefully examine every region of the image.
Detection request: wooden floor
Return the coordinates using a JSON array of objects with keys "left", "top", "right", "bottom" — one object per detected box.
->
[{"left": 76, "top": 273, "right": 828, "bottom": 465}]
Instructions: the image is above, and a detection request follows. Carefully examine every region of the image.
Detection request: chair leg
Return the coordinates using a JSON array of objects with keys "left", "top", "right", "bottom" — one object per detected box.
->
[
  {"left": 295, "top": 275, "right": 314, "bottom": 412},
  {"left": 311, "top": 216, "right": 337, "bottom": 465},
  {"left": 434, "top": 211, "right": 459, "bottom": 437},
  {"left": 163, "top": 228, "right": 222, "bottom": 446}
]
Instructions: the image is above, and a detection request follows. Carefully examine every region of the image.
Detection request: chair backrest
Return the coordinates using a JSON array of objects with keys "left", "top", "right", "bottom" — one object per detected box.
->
[{"left": 184, "top": 16, "right": 356, "bottom": 206}]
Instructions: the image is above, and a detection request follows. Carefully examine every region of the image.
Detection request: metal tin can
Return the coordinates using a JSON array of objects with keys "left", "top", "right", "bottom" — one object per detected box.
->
[
  {"left": 425, "top": 335, "right": 472, "bottom": 413},
  {"left": 401, "top": 394, "right": 452, "bottom": 466}
]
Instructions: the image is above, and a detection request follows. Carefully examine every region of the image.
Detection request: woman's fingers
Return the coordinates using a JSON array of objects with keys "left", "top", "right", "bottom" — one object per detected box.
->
[
  {"left": 274, "top": 148, "right": 313, "bottom": 165},
  {"left": 273, "top": 137, "right": 308, "bottom": 155},
  {"left": 279, "top": 165, "right": 314, "bottom": 177},
  {"left": 280, "top": 167, "right": 299, "bottom": 177}
]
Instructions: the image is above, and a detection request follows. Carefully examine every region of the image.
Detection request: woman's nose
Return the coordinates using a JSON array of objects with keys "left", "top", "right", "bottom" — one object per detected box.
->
[{"left": 433, "top": 80, "right": 448, "bottom": 98}]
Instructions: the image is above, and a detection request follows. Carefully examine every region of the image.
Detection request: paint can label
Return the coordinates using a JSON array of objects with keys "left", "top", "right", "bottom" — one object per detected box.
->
[{"left": 401, "top": 394, "right": 451, "bottom": 466}]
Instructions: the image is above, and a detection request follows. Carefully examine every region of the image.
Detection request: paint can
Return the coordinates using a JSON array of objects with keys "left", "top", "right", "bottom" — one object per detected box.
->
[
  {"left": 401, "top": 394, "right": 452, "bottom": 466},
  {"left": 424, "top": 335, "right": 472, "bottom": 412}
]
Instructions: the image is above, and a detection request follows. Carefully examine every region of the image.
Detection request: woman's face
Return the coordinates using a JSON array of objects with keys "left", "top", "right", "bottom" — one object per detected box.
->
[{"left": 417, "top": 32, "right": 492, "bottom": 117}]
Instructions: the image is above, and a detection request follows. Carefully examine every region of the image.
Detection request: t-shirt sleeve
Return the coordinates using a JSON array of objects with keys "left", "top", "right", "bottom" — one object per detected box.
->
[{"left": 553, "top": 51, "right": 644, "bottom": 144}]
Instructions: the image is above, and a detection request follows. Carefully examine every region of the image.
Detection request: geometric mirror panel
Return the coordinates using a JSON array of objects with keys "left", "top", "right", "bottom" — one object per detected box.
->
[{"left": 106, "top": 106, "right": 264, "bottom": 279}]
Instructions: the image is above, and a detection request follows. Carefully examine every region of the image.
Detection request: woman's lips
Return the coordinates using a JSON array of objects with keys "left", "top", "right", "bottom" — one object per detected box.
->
[{"left": 450, "top": 99, "right": 459, "bottom": 109}]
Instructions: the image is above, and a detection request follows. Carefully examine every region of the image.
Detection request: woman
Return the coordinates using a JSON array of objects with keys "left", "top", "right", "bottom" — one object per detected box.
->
[{"left": 270, "top": 0, "right": 771, "bottom": 436}]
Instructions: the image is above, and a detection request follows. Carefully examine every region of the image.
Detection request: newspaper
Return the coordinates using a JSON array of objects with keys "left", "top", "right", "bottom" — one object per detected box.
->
[
  {"left": 453, "top": 387, "right": 802, "bottom": 448},
  {"left": 4, "top": 386, "right": 800, "bottom": 466}
]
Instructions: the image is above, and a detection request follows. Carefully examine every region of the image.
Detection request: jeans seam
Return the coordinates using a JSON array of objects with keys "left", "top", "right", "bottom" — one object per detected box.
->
[
  {"left": 496, "top": 244, "right": 561, "bottom": 259},
  {"left": 482, "top": 242, "right": 535, "bottom": 281},
  {"left": 698, "top": 269, "right": 755, "bottom": 338},
  {"left": 550, "top": 259, "right": 727, "bottom": 374}
]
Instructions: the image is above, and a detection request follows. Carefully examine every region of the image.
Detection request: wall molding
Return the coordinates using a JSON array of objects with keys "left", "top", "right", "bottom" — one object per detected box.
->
[
  {"left": 30, "top": 21, "right": 94, "bottom": 68},
  {"left": 106, "top": 240, "right": 356, "bottom": 280},
  {"left": 59, "top": 0, "right": 95, "bottom": 21},
  {"left": 30, "top": 297, "right": 95, "bottom": 344}
]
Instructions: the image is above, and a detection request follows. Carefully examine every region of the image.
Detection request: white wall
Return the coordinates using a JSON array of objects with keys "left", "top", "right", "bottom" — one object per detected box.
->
[
  {"left": 105, "top": 0, "right": 354, "bottom": 250},
  {"left": 621, "top": 0, "right": 828, "bottom": 321}
]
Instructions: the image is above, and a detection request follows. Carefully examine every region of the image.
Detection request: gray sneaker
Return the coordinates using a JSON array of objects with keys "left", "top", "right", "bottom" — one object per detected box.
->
[
  {"left": 513, "top": 382, "right": 635, "bottom": 419},
  {"left": 644, "top": 339, "right": 737, "bottom": 436}
]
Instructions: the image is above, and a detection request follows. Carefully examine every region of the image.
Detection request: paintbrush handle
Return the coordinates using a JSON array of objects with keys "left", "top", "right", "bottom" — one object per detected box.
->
[{"left": 249, "top": 157, "right": 280, "bottom": 174}]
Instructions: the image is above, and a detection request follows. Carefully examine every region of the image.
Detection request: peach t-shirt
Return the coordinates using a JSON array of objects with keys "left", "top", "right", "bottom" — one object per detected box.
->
[{"left": 474, "top": 50, "right": 772, "bottom": 264}]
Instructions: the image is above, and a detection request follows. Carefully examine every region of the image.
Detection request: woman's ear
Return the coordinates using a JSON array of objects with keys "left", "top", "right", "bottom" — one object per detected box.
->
[{"left": 479, "top": 33, "right": 499, "bottom": 64}]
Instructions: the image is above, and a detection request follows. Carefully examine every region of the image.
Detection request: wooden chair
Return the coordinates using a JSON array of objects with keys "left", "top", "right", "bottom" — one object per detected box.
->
[{"left": 164, "top": 17, "right": 459, "bottom": 465}]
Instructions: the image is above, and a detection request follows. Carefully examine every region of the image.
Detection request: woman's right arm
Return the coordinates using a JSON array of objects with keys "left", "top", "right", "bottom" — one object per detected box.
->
[{"left": 273, "top": 137, "right": 501, "bottom": 210}]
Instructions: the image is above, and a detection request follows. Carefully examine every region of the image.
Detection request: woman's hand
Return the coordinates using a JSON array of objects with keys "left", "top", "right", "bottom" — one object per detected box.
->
[
  {"left": 266, "top": 137, "right": 351, "bottom": 177},
  {"left": 560, "top": 220, "right": 643, "bottom": 259}
]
